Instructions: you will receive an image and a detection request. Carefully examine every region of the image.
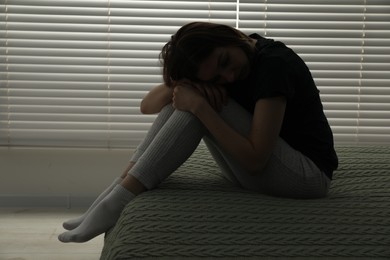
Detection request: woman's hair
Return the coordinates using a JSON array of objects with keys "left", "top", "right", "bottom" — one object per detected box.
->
[{"left": 160, "top": 22, "right": 253, "bottom": 87}]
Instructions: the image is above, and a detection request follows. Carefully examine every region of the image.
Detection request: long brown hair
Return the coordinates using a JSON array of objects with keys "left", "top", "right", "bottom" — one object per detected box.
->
[{"left": 160, "top": 22, "right": 253, "bottom": 87}]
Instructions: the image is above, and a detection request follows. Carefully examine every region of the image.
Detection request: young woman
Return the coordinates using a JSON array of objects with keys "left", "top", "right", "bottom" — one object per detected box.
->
[{"left": 58, "top": 22, "right": 338, "bottom": 243}]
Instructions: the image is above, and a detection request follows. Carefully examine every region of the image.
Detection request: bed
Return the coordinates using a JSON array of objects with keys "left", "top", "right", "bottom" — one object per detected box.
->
[{"left": 100, "top": 144, "right": 390, "bottom": 259}]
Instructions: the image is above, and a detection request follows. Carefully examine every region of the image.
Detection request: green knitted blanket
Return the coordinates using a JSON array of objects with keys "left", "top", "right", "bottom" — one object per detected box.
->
[{"left": 101, "top": 145, "right": 390, "bottom": 259}]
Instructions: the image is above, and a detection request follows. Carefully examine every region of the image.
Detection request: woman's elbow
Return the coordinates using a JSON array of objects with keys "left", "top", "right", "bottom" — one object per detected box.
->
[
  {"left": 140, "top": 100, "right": 156, "bottom": 114},
  {"left": 139, "top": 100, "right": 148, "bottom": 114}
]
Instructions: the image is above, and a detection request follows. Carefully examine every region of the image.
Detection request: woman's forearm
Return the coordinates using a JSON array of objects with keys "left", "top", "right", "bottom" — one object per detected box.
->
[
  {"left": 191, "top": 99, "right": 265, "bottom": 174},
  {"left": 140, "top": 84, "right": 174, "bottom": 114}
]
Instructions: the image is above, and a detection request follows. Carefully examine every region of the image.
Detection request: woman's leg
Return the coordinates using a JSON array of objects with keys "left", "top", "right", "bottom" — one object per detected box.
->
[
  {"left": 127, "top": 109, "right": 206, "bottom": 190},
  {"left": 59, "top": 106, "right": 206, "bottom": 242},
  {"left": 126, "top": 104, "right": 177, "bottom": 173},
  {"left": 62, "top": 177, "right": 123, "bottom": 230},
  {"left": 253, "top": 138, "right": 331, "bottom": 199},
  {"left": 204, "top": 99, "right": 331, "bottom": 199},
  {"left": 61, "top": 105, "right": 176, "bottom": 231}
]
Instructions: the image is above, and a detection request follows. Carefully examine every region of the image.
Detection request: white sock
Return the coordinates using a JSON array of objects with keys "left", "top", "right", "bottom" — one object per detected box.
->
[
  {"left": 62, "top": 177, "right": 123, "bottom": 230},
  {"left": 58, "top": 184, "right": 135, "bottom": 243}
]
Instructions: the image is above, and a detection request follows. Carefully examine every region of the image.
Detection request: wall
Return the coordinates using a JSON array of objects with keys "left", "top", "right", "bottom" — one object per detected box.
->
[{"left": 0, "top": 147, "right": 133, "bottom": 208}]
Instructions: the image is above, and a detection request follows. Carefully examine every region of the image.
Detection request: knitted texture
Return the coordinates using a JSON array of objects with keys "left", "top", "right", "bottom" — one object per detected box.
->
[{"left": 100, "top": 144, "right": 390, "bottom": 259}]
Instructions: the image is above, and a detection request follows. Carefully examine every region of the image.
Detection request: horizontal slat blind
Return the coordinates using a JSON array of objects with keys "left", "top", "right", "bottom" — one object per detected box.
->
[
  {"left": 360, "top": 1, "right": 390, "bottom": 142},
  {"left": 0, "top": 0, "right": 389, "bottom": 148},
  {"left": 0, "top": 0, "right": 236, "bottom": 148},
  {"left": 239, "top": 0, "right": 390, "bottom": 143}
]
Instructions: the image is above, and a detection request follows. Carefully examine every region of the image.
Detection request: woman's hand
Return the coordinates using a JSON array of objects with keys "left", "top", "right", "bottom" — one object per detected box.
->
[
  {"left": 172, "top": 80, "right": 228, "bottom": 113},
  {"left": 192, "top": 82, "right": 228, "bottom": 111},
  {"left": 172, "top": 82, "right": 204, "bottom": 113}
]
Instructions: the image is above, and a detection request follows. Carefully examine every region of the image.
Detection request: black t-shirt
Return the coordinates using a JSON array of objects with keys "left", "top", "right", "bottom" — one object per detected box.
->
[{"left": 227, "top": 34, "right": 338, "bottom": 179}]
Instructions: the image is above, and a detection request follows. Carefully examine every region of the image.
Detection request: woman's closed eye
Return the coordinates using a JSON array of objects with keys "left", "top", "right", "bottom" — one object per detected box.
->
[{"left": 205, "top": 53, "right": 230, "bottom": 84}]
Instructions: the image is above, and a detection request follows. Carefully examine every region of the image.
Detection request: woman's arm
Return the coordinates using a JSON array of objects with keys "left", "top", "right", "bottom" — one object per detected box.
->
[
  {"left": 172, "top": 84, "right": 286, "bottom": 175},
  {"left": 140, "top": 84, "right": 174, "bottom": 114}
]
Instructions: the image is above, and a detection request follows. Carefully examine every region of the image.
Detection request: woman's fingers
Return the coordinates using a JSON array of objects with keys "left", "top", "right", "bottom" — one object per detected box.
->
[{"left": 175, "top": 79, "right": 228, "bottom": 111}]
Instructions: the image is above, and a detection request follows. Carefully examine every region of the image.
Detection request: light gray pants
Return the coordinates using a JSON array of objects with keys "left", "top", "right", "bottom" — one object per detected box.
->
[{"left": 129, "top": 100, "right": 330, "bottom": 199}]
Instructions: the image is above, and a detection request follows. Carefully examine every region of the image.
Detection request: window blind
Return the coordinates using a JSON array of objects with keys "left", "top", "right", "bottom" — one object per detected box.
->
[
  {"left": 1, "top": 0, "right": 389, "bottom": 148},
  {"left": 0, "top": 0, "right": 237, "bottom": 148},
  {"left": 239, "top": 0, "right": 390, "bottom": 143}
]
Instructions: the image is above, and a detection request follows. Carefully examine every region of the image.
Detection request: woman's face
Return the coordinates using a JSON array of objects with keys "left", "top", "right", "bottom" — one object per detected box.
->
[{"left": 197, "top": 45, "right": 251, "bottom": 85}]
